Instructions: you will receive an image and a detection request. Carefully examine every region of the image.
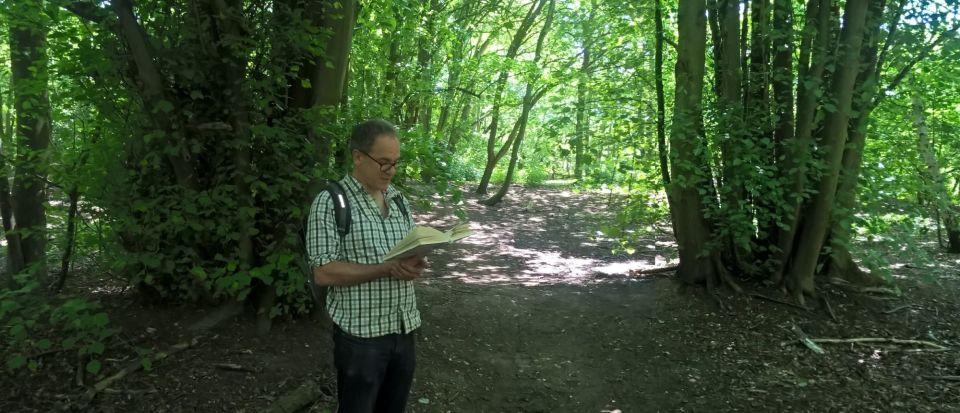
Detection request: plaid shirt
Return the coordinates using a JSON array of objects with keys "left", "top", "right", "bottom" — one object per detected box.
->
[{"left": 306, "top": 175, "right": 420, "bottom": 338}]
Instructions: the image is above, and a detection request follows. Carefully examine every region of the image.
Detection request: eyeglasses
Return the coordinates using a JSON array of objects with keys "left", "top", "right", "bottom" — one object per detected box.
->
[{"left": 358, "top": 150, "right": 401, "bottom": 172}]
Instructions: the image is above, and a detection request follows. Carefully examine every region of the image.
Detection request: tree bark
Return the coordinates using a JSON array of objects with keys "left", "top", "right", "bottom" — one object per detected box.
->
[
  {"left": 767, "top": 0, "right": 794, "bottom": 266},
  {"left": 8, "top": 0, "right": 52, "bottom": 284},
  {"left": 669, "top": 0, "right": 718, "bottom": 286},
  {"left": 788, "top": 0, "right": 870, "bottom": 300},
  {"left": 774, "top": 0, "right": 832, "bottom": 283},
  {"left": 826, "top": 0, "right": 889, "bottom": 282}
]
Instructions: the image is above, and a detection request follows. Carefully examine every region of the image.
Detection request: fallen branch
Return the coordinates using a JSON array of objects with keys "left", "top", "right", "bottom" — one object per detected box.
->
[
  {"left": 810, "top": 337, "right": 948, "bottom": 350},
  {"left": 750, "top": 293, "right": 809, "bottom": 311},
  {"left": 629, "top": 265, "right": 678, "bottom": 276},
  {"left": 213, "top": 362, "right": 259, "bottom": 373},
  {"left": 791, "top": 324, "right": 826, "bottom": 354},
  {"left": 923, "top": 376, "right": 960, "bottom": 381},
  {"left": 84, "top": 335, "right": 202, "bottom": 403}
]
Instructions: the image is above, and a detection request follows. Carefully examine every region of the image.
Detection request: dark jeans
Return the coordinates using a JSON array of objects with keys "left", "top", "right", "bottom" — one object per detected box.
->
[{"left": 333, "top": 326, "right": 416, "bottom": 413}]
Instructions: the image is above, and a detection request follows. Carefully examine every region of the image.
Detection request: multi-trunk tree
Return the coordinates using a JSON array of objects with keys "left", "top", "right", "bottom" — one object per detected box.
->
[
  {"left": 666, "top": 0, "right": 958, "bottom": 303},
  {"left": 58, "top": 0, "right": 357, "bottom": 331}
]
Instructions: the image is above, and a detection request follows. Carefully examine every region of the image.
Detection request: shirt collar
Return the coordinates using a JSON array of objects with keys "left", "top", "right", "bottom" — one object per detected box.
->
[{"left": 344, "top": 174, "right": 400, "bottom": 200}]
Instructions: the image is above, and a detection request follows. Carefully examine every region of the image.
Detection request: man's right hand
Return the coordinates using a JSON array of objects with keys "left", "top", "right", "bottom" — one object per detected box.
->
[{"left": 386, "top": 257, "right": 424, "bottom": 281}]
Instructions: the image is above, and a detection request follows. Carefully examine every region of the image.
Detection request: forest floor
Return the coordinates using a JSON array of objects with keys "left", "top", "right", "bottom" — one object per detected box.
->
[{"left": 5, "top": 185, "right": 960, "bottom": 413}]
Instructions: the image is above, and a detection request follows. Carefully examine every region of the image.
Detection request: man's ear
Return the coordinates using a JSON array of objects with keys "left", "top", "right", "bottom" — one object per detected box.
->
[{"left": 350, "top": 149, "right": 361, "bottom": 165}]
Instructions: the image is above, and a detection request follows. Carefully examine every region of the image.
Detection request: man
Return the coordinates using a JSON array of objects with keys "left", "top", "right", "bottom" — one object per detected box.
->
[{"left": 307, "top": 119, "right": 427, "bottom": 413}]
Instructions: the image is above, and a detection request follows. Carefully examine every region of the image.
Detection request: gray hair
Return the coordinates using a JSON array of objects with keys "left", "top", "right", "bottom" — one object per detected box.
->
[{"left": 349, "top": 119, "right": 398, "bottom": 152}]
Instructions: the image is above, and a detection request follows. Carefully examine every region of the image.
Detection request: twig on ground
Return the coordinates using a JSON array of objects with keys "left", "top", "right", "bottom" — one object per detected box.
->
[
  {"left": 859, "top": 286, "right": 900, "bottom": 296},
  {"left": 213, "top": 362, "right": 259, "bottom": 373},
  {"left": 711, "top": 293, "right": 727, "bottom": 313},
  {"left": 791, "top": 324, "right": 826, "bottom": 354},
  {"left": 823, "top": 297, "right": 838, "bottom": 322},
  {"left": 84, "top": 335, "right": 202, "bottom": 403},
  {"left": 810, "top": 337, "right": 948, "bottom": 350},
  {"left": 75, "top": 353, "right": 84, "bottom": 387},
  {"left": 751, "top": 293, "right": 809, "bottom": 311},
  {"left": 883, "top": 304, "right": 913, "bottom": 314}
]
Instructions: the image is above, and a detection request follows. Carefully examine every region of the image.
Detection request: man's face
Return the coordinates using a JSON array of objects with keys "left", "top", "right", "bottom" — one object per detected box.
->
[{"left": 352, "top": 134, "right": 401, "bottom": 192}]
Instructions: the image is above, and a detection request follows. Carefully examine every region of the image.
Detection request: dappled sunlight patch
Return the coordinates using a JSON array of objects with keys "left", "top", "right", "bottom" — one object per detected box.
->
[{"left": 416, "top": 185, "right": 678, "bottom": 287}]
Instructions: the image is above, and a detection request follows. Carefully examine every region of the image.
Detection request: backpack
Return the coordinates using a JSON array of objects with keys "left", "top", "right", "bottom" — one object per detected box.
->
[{"left": 305, "top": 180, "right": 410, "bottom": 307}]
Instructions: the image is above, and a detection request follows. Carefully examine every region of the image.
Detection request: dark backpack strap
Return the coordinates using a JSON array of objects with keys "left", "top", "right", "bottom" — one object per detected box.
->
[
  {"left": 326, "top": 181, "right": 350, "bottom": 238},
  {"left": 392, "top": 194, "right": 409, "bottom": 222}
]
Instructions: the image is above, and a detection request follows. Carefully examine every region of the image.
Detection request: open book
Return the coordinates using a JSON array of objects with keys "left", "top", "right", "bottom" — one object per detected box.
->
[{"left": 384, "top": 222, "right": 473, "bottom": 261}]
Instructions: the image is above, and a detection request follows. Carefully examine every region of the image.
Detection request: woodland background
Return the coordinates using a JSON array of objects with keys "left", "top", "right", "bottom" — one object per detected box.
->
[{"left": 1, "top": 0, "right": 959, "bottom": 410}]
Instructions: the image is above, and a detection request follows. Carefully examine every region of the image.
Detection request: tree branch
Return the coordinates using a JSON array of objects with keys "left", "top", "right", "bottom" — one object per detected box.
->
[
  {"left": 875, "top": 23, "right": 959, "bottom": 106},
  {"left": 62, "top": 1, "right": 109, "bottom": 23}
]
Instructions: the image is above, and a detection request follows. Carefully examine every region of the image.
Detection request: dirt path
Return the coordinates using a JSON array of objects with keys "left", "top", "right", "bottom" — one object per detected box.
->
[{"left": 5, "top": 186, "right": 959, "bottom": 413}]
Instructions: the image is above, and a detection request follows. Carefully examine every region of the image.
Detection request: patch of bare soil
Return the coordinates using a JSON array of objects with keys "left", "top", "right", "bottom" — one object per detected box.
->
[{"left": 4, "top": 185, "right": 959, "bottom": 412}]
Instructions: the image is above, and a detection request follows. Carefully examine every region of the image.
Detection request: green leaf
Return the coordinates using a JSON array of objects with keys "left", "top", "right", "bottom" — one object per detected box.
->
[
  {"left": 7, "top": 354, "right": 26, "bottom": 370},
  {"left": 62, "top": 337, "right": 78, "bottom": 350},
  {"left": 93, "top": 312, "right": 109, "bottom": 327},
  {"left": 192, "top": 266, "right": 208, "bottom": 280},
  {"left": 86, "top": 359, "right": 102, "bottom": 375},
  {"left": 141, "top": 357, "right": 153, "bottom": 371},
  {"left": 89, "top": 341, "right": 105, "bottom": 355},
  {"left": 10, "top": 323, "right": 26, "bottom": 340},
  {"left": 155, "top": 99, "right": 175, "bottom": 114},
  {"left": 36, "top": 339, "right": 52, "bottom": 350}
]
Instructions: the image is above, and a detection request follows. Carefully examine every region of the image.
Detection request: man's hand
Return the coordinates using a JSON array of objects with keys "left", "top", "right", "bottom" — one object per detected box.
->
[{"left": 387, "top": 255, "right": 428, "bottom": 281}]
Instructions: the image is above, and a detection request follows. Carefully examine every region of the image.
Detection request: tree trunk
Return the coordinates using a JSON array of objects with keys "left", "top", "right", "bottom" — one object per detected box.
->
[
  {"left": 8, "top": 0, "right": 52, "bottom": 285},
  {"left": 787, "top": 0, "right": 870, "bottom": 301},
  {"left": 476, "top": 0, "right": 549, "bottom": 195},
  {"left": 0, "top": 83, "right": 22, "bottom": 288},
  {"left": 774, "top": 0, "right": 832, "bottom": 283},
  {"left": 669, "top": 0, "right": 718, "bottom": 286},
  {"left": 481, "top": 0, "right": 555, "bottom": 205},
  {"left": 767, "top": 0, "right": 794, "bottom": 271},
  {"left": 826, "top": 0, "right": 889, "bottom": 282},
  {"left": 655, "top": 0, "right": 670, "bottom": 188},
  {"left": 911, "top": 77, "right": 960, "bottom": 253},
  {"left": 573, "top": 1, "right": 595, "bottom": 182},
  {"left": 56, "top": 190, "right": 80, "bottom": 292},
  {"left": 112, "top": 0, "right": 200, "bottom": 191}
]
